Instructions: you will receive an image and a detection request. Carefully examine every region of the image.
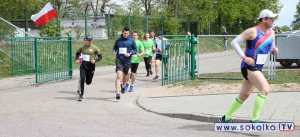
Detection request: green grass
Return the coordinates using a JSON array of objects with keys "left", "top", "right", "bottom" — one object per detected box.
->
[
  {"left": 269, "top": 70, "right": 300, "bottom": 84},
  {"left": 0, "top": 52, "right": 12, "bottom": 78},
  {"left": 183, "top": 70, "right": 300, "bottom": 87},
  {"left": 0, "top": 40, "right": 117, "bottom": 79}
]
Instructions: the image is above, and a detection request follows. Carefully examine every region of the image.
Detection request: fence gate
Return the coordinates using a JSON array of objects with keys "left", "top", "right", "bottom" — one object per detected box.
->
[
  {"left": 12, "top": 37, "right": 73, "bottom": 83},
  {"left": 161, "top": 35, "right": 196, "bottom": 86}
]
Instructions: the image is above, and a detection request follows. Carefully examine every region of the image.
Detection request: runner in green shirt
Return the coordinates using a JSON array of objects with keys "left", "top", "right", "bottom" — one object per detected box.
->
[
  {"left": 124, "top": 31, "right": 145, "bottom": 92},
  {"left": 75, "top": 34, "right": 102, "bottom": 101},
  {"left": 142, "top": 33, "right": 155, "bottom": 76}
]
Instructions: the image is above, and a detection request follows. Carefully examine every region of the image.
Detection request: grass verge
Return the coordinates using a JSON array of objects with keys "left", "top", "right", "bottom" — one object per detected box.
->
[
  {"left": 0, "top": 52, "right": 12, "bottom": 78},
  {"left": 182, "top": 70, "right": 300, "bottom": 87}
]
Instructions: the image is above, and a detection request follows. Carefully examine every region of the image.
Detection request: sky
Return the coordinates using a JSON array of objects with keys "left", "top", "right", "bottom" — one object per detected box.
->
[{"left": 273, "top": 0, "right": 299, "bottom": 27}]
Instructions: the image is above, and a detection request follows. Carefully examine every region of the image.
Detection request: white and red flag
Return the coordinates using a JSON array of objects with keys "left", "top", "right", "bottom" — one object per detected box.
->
[{"left": 31, "top": 2, "right": 58, "bottom": 26}]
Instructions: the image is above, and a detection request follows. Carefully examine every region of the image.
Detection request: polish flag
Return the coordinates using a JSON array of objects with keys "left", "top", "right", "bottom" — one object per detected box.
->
[{"left": 31, "top": 2, "right": 58, "bottom": 26}]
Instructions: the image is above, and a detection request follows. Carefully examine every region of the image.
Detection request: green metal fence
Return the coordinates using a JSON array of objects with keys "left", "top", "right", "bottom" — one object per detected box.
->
[
  {"left": 35, "top": 37, "right": 73, "bottom": 83},
  {"left": 11, "top": 37, "right": 73, "bottom": 83},
  {"left": 11, "top": 37, "right": 36, "bottom": 76},
  {"left": 161, "top": 34, "right": 196, "bottom": 86},
  {"left": 59, "top": 11, "right": 163, "bottom": 40}
]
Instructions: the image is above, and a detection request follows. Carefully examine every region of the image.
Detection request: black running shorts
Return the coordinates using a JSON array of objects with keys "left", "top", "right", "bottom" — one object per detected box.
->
[
  {"left": 131, "top": 63, "right": 139, "bottom": 73},
  {"left": 116, "top": 59, "right": 131, "bottom": 75},
  {"left": 155, "top": 54, "right": 162, "bottom": 61},
  {"left": 241, "top": 66, "right": 260, "bottom": 80}
]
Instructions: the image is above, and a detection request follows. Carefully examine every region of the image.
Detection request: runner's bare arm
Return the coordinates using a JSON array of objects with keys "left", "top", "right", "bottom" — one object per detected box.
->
[{"left": 240, "top": 27, "right": 257, "bottom": 41}]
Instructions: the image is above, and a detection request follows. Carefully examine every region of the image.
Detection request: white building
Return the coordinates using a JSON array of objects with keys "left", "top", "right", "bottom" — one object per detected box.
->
[{"left": 61, "top": 16, "right": 108, "bottom": 40}]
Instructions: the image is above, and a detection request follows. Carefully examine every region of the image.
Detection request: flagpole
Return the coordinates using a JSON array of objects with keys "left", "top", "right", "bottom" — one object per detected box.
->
[{"left": 0, "top": 17, "right": 35, "bottom": 37}]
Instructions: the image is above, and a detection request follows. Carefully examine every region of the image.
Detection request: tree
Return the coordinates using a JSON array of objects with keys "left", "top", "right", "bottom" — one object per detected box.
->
[
  {"left": 281, "top": 25, "right": 290, "bottom": 32},
  {"left": 273, "top": 26, "right": 281, "bottom": 30},
  {"left": 131, "top": 0, "right": 282, "bottom": 35},
  {"left": 104, "top": 8, "right": 127, "bottom": 39},
  {"left": 213, "top": 0, "right": 283, "bottom": 34},
  {"left": 39, "top": 20, "right": 63, "bottom": 37},
  {"left": 0, "top": 0, "right": 47, "bottom": 21},
  {"left": 291, "top": 1, "right": 300, "bottom": 30},
  {"left": 127, "top": 2, "right": 145, "bottom": 38},
  {"left": 133, "top": 0, "right": 155, "bottom": 15}
]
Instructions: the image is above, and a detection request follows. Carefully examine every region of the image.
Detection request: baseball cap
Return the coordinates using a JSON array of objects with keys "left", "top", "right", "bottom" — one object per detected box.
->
[
  {"left": 85, "top": 34, "right": 93, "bottom": 40},
  {"left": 258, "top": 9, "right": 278, "bottom": 19},
  {"left": 158, "top": 31, "right": 163, "bottom": 36}
]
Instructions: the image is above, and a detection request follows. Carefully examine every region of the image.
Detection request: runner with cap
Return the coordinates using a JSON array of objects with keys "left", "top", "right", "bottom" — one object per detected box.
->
[
  {"left": 75, "top": 34, "right": 102, "bottom": 101},
  {"left": 219, "top": 9, "right": 279, "bottom": 123}
]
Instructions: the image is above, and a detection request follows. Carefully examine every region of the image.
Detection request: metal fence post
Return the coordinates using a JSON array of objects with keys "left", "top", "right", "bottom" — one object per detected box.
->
[
  {"left": 85, "top": 12, "right": 87, "bottom": 37},
  {"left": 57, "top": 11, "right": 61, "bottom": 36},
  {"left": 191, "top": 34, "right": 196, "bottom": 79},
  {"left": 146, "top": 15, "right": 148, "bottom": 33},
  {"left": 198, "top": 20, "right": 201, "bottom": 34},
  {"left": 128, "top": 15, "right": 130, "bottom": 29},
  {"left": 24, "top": 8, "right": 28, "bottom": 37},
  {"left": 208, "top": 23, "right": 210, "bottom": 35},
  {"left": 69, "top": 36, "right": 73, "bottom": 77},
  {"left": 11, "top": 37, "right": 14, "bottom": 76},
  {"left": 161, "top": 17, "right": 163, "bottom": 32},
  {"left": 34, "top": 37, "right": 38, "bottom": 83},
  {"left": 108, "top": 13, "right": 110, "bottom": 39},
  {"left": 187, "top": 18, "right": 190, "bottom": 32}
]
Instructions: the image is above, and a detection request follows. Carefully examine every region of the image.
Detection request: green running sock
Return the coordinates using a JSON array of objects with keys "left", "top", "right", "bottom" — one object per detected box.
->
[
  {"left": 252, "top": 94, "right": 266, "bottom": 121},
  {"left": 225, "top": 97, "right": 243, "bottom": 121}
]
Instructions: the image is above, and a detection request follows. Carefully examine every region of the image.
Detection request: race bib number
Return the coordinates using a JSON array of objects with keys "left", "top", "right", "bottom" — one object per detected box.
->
[
  {"left": 145, "top": 50, "right": 150, "bottom": 55},
  {"left": 119, "top": 48, "right": 127, "bottom": 54},
  {"left": 82, "top": 54, "right": 90, "bottom": 61},
  {"left": 256, "top": 54, "right": 268, "bottom": 65}
]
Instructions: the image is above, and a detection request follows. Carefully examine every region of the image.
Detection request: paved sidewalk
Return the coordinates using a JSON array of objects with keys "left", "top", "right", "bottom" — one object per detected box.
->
[{"left": 138, "top": 91, "right": 300, "bottom": 126}]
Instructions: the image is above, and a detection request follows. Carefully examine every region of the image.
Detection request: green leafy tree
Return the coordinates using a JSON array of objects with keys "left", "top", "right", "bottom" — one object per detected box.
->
[
  {"left": 273, "top": 26, "right": 281, "bottom": 30},
  {"left": 281, "top": 25, "right": 290, "bottom": 32},
  {"left": 212, "top": 0, "right": 283, "bottom": 34},
  {"left": 0, "top": 0, "right": 46, "bottom": 21},
  {"left": 104, "top": 8, "right": 128, "bottom": 39},
  {"left": 39, "top": 20, "right": 63, "bottom": 37},
  {"left": 291, "top": 1, "right": 300, "bottom": 30},
  {"left": 128, "top": 3, "right": 145, "bottom": 38},
  {"left": 152, "top": 0, "right": 282, "bottom": 34}
]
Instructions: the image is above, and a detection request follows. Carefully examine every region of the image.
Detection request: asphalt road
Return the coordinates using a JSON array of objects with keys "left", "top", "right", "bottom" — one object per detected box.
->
[{"left": 0, "top": 63, "right": 299, "bottom": 137}]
